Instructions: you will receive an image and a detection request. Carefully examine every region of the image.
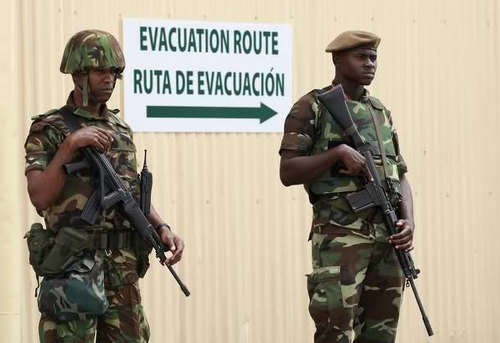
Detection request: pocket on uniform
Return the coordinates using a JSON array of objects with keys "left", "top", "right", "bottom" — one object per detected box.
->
[
  {"left": 39, "top": 227, "right": 89, "bottom": 275},
  {"left": 107, "top": 147, "right": 137, "bottom": 181},
  {"left": 307, "top": 265, "right": 343, "bottom": 322},
  {"left": 106, "top": 125, "right": 137, "bottom": 174}
]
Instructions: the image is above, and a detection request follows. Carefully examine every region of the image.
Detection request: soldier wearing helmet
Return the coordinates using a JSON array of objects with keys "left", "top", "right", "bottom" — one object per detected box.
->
[
  {"left": 60, "top": 29, "right": 125, "bottom": 107},
  {"left": 24, "top": 29, "right": 184, "bottom": 343},
  {"left": 279, "top": 30, "right": 414, "bottom": 342}
]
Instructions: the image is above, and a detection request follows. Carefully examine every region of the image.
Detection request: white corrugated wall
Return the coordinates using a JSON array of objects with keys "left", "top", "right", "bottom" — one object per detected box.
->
[{"left": 1, "top": 0, "right": 499, "bottom": 342}]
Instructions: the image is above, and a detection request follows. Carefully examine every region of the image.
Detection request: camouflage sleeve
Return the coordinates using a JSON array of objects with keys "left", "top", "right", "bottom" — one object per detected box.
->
[
  {"left": 279, "top": 93, "right": 317, "bottom": 155},
  {"left": 24, "top": 119, "right": 66, "bottom": 174},
  {"left": 393, "top": 131, "right": 408, "bottom": 175},
  {"left": 386, "top": 110, "right": 408, "bottom": 175}
]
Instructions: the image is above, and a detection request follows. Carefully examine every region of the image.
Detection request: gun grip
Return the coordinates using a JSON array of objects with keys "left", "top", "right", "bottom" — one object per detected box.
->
[
  {"left": 102, "top": 190, "right": 126, "bottom": 209},
  {"left": 64, "top": 160, "right": 90, "bottom": 174}
]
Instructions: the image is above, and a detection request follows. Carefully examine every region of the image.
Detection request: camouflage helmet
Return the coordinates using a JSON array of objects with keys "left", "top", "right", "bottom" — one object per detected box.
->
[{"left": 60, "top": 29, "right": 125, "bottom": 74}]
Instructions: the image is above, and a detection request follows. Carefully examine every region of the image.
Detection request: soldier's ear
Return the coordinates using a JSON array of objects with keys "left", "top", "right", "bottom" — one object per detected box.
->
[
  {"left": 71, "top": 72, "right": 81, "bottom": 84},
  {"left": 71, "top": 73, "right": 85, "bottom": 97},
  {"left": 332, "top": 54, "right": 342, "bottom": 69}
]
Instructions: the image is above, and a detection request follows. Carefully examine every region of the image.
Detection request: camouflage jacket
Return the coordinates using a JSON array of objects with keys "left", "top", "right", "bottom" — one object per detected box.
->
[
  {"left": 24, "top": 93, "right": 140, "bottom": 286},
  {"left": 279, "top": 84, "right": 408, "bottom": 241}
]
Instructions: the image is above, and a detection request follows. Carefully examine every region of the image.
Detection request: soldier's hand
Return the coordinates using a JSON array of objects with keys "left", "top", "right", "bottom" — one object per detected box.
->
[
  {"left": 66, "top": 126, "right": 114, "bottom": 153},
  {"left": 159, "top": 228, "right": 185, "bottom": 265},
  {"left": 336, "top": 144, "right": 372, "bottom": 180},
  {"left": 389, "top": 219, "right": 414, "bottom": 251}
]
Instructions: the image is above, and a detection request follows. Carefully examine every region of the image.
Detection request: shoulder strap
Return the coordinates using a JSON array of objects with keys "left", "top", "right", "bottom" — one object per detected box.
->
[
  {"left": 31, "top": 109, "right": 59, "bottom": 121},
  {"left": 59, "top": 106, "right": 81, "bottom": 132}
]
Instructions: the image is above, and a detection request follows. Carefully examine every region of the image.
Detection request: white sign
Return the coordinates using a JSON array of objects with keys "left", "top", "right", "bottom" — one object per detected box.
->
[{"left": 123, "top": 18, "right": 292, "bottom": 132}]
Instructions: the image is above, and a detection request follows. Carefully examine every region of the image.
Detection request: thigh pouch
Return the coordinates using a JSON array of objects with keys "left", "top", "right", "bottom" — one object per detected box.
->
[{"left": 308, "top": 266, "right": 342, "bottom": 321}]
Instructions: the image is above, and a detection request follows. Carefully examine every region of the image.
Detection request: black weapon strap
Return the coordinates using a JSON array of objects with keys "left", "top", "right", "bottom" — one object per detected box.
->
[{"left": 59, "top": 105, "right": 81, "bottom": 132}]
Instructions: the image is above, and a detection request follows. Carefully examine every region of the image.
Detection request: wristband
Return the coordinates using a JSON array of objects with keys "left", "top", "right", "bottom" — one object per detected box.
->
[{"left": 156, "top": 222, "right": 171, "bottom": 232}]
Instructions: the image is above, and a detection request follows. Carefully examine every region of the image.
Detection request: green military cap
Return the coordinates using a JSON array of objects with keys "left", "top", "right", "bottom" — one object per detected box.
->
[{"left": 325, "top": 30, "right": 380, "bottom": 54}]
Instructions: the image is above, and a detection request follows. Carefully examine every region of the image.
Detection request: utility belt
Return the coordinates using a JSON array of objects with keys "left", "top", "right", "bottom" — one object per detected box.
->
[
  {"left": 24, "top": 224, "right": 137, "bottom": 278},
  {"left": 51, "top": 226, "right": 136, "bottom": 250},
  {"left": 85, "top": 228, "right": 134, "bottom": 250},
  {"left": 310, "top": 224, "right": 347, "bottom": 235}
]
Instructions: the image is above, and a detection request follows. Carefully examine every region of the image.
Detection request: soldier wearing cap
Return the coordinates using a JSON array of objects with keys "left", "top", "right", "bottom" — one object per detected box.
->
[
  {"left": 24, "top": 29, "right": 185, "bottom": 342},
  {"left": 279, "top": 30, "right": 414, "bottom": 342}
]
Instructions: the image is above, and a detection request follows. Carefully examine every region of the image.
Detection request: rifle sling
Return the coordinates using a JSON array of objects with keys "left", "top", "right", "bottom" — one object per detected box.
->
[{"left": 59, "top": 105, "right": 80, "bottom": 132}]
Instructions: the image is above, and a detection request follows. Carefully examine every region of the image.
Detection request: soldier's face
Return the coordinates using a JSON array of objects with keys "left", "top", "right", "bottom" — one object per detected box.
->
[
  {"left": 337, "top": 48, "right": 377, "bottom": 85},
  {"left": 87, "top": 68, "right": 117, "bottom": 103},
  {"left": 73, "top": 68, "right": 117, "bottom": 105}
]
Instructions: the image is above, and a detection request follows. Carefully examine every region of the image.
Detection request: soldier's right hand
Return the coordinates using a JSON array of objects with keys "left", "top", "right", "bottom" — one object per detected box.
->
[
  {"left": 66, "top": 126, "right": 113, "bottom": 153},
  {"left": 336, "top": 144, "right": 372, "bottom": 180}
]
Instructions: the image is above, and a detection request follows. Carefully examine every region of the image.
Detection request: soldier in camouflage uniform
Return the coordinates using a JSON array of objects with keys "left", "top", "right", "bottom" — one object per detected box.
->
[
  {"left": 279, "top": 31, "right": 415, "bottom": 343},
  {"left": 24, "top": 29, "right": 185, "bottom": 343}
]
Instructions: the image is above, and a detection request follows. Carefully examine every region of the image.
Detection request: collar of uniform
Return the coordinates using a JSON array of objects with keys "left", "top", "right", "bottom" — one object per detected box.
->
[
  {"left": 358, "top": 90, "right": 371, "bottom": 103},
  {"left": 330, "top": 81, "right": 370, "bottom": 101},
  {"left": 65, "top": 92, "right": 115, "bottom": 121}
]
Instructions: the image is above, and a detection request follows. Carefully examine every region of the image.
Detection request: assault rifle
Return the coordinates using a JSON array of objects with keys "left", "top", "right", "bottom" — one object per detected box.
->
[
  {"left": 82, "top": 147, "right": 190, "bottom": 296},
  {"left": 318, "top": 85, "right": 433, "bottom": 336}
]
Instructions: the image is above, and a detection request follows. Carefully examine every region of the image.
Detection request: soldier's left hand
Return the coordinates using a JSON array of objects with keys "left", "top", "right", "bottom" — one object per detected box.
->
[
  {"left": 389, "top": 219, "right": 414, "bottom": 251},
  {"left": 159, "top": 228, "right": 185, "bottom": 265}
]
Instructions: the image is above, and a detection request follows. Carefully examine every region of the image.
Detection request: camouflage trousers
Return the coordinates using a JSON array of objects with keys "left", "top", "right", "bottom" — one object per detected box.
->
[
  {"left": 307, "top": 228, "right": 404, "bottom": 343},
  {"left": 39, "top": 281, "right": 150, "bottom": 343}
]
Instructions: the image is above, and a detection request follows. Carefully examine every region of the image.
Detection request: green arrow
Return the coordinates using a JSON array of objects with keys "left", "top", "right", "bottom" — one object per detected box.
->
[{"left": 147, "top": 102, "right": 278, "bottom": 123}]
